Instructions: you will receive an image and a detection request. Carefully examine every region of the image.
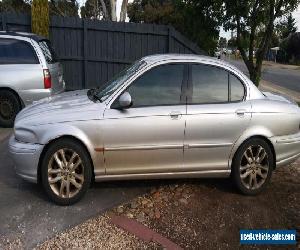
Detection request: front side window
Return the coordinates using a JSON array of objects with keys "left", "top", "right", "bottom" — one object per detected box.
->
[
  {"left": 126, "top": 64, "right": 184, "bottom": 108},
  {"left": 38, "top": 40, "right": 58, "bottom": 64},
  {"left": 0, "top": 38, "right": 38, "bottom": 64},
  {"left": 191, "top": 64, "right": 229, "bottom": 104},
  {"left": 96, "top": 60, "right": 147, "bottom": 102}
]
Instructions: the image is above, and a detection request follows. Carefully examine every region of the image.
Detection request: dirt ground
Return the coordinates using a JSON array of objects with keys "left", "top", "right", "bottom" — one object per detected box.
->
[
  {"left": 262, "top": 61, "right": 300, "bottom": 71},
  {"left": 29, "top": 158, "right": 300, "bottom": 249},
  {"left": 111, "top": 158, "right": 300, "bottom": 249}
]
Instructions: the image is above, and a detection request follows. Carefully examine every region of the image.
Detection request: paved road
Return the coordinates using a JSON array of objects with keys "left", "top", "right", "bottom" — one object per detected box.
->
[
  {"left": 0, "top": 131, "right": 150, "bottom": 249},
  {"left": 227, "top": 59, "right": 300, "bottom": 93}
]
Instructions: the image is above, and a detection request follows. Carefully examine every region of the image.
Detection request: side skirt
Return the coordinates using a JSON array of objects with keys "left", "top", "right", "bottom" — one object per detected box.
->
[{"left": 95, "top": 170, "right": 231, "bottom": 182}]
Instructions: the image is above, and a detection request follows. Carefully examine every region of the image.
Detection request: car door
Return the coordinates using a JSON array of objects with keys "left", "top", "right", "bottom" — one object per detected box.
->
[
  {"left": 184, "top": 63, "right": 252, "bottom": 171},
  {"left": 102, "top": 63, "right": 187, "bottom": 175}
]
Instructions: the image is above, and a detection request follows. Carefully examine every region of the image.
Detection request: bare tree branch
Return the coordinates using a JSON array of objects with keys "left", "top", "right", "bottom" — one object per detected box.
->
[
  {"left": 110, "top": 0, "right": 117, "bottom": 21},
  {"left": 119, "top": 0, "right": 128, "bottom": 22},
  {"left": 99, "top": 0, "right": 109, "bottom": 19},
  {"left": 50, "top": 0, "right": 66, "bottom": 16}
]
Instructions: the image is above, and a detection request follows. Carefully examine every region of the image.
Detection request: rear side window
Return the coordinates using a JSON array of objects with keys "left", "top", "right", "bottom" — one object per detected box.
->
[
  {"left": 38, "top": 40, "right": 58, "bottom": 64},
  {"left": 230, "top": 74, "right": 245, "bottom": 101},
  {"left": 190, "top": 64, "right": 246, "bottom": 104},
  {"left": 191, "top": 64, "right": 229, "bottom": 104},
  {"left": 0, "top": 38, "right": 38, "bottom": 64}
]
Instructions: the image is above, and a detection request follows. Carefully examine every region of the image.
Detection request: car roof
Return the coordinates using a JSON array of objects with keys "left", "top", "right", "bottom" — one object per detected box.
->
[
  {"left": 0, "top": 31, "right": 46, "bottom": 42},
  {"left": 141, "top": 53, "right": 238, "bottom": 70}
]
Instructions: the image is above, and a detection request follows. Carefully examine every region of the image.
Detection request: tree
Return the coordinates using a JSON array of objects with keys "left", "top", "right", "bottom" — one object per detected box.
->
[
  {"left": 81, "top": 0, "right": 128, "bottom": 21},
  {"left": 223, "top": 0, "right": 300, "bottom": 86},
  {"left": 285, "top": 32, "right": 300, "bottom": 62},
  {"left": 110, "top": 0, "right": 117, "bottom": 21},
  {"left": 81, "top": 0, "right": 110, "bottom": 19},
  {"left": 276, "top": 13, "right": 297, "bottom": 39},
  {"left": 120, "top": 0, "right": 128, "bottom": 21},
  {"left": 219, "top": 37, "right": 227, "bottom": 48},
  {"left": 128, "top": 0, "right": 223, "bottom": 54},
  {"left": 0, "top": 0, "right": 31, "bottom": 13},
  {"left": 49, "top": 0, "right": 79, "bottom": 17},
  {"left": 31, "top": 0, "right": 49, "bottom": 37},
  {"left": 280, "top": 32, "right": 300, "bottom": 63},
  {"left": 228, "top": 37, "right": 237, "bottom": 48}
]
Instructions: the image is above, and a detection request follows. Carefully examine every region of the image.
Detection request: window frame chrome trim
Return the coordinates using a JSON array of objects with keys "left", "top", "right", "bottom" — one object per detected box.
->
[{"left": 105, "top": 58, "right": 251, "bottom": 109}]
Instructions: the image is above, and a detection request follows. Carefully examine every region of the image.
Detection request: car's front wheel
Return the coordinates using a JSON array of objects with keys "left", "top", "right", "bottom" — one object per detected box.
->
[
  {"left": 232, "top": 138, "right": 274, "bottom": 195},
  {"left": 41, "top": 138, "right": 92, "bottom": 205}
]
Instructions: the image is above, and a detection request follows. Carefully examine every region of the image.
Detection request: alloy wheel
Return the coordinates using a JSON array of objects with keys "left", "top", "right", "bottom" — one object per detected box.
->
[
  {"left": 48, "top": 148, "right": 84, "bottom": 198},
  {"left": 240, "top": 145, "right": 269, "bottom": 190}
]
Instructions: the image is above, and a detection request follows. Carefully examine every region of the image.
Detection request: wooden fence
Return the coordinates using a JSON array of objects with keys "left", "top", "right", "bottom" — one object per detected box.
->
[{"left": 0, "top": 12, "right": 204, "bottom": 89}]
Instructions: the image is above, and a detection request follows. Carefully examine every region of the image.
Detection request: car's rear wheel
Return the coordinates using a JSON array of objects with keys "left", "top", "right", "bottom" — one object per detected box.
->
[
  {"left": 232, "top": 138, "right": 274, "bottom": 195},
  {"left": 0, "top": 90, "right": 21, "bottom": 127},
  {"left": 41, "top": 138, "right": 92, "bottom": 205}
]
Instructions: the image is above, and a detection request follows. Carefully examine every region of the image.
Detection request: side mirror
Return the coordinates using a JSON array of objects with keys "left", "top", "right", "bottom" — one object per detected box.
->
[{"left": 118, "top": 92, "right": 132, "bottom": 109}]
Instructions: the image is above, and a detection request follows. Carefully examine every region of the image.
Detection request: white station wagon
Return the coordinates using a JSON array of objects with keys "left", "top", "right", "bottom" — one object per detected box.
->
[{"left": 0, "top": 31, "right": 65, "bottom": 127}]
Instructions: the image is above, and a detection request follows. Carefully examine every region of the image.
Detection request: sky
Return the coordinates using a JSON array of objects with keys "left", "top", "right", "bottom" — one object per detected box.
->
[{"left": 220, "top": 6, "right": 300, "bottom": 39}]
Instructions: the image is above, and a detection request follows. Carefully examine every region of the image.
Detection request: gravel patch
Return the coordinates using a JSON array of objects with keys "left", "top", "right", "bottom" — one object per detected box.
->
[{"left": 36, "top": 215, "right": 160, "bottom": 249}]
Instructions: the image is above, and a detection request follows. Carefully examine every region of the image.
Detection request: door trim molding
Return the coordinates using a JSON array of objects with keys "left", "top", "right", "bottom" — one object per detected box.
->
[
  {"left": 97, "top": 143, "right": 232, "bottom": 152},
  {"left": 104, "top": 144, "right": 183, "bottom": 151},
  {"left": 185, "top": 142, "right": 233, "bottom": 149},
  {"left": 95, "top": 169, "right": 230, "bottom": 181}
]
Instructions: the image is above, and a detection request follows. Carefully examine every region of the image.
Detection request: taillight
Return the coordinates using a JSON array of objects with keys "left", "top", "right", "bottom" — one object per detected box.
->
[{"left": 43, "top": 69, "right": 52, "bottom": 89}]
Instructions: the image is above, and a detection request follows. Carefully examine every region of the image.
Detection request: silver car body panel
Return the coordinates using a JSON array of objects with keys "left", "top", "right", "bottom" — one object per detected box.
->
[
  {"left": 0, "top": 34, "right": 65, "bottom": 106},
  {"left": 8, "top": 54, "right": 300, "bottom": 183}
]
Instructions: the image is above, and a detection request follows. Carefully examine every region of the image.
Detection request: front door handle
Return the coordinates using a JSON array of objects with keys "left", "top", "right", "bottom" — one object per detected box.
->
[
  {"left": 235, "top": 109, "right": 246, "bottom": 117},
  {"left": 169, "top": 111, "right": 182, "bottom": 119}
]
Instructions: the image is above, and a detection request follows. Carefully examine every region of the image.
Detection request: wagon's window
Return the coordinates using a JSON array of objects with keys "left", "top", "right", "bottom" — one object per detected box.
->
[
  {"left": 191, "top": 64, "right": 229, "bottom": 104},
  {"left": 126, "top": 64, "right": 184, "bottom": 107},
  {"left": 38, "top": 40, "right": 58, "bottom": 64},
  {"left": 230, "top": 74, "right": 245, "bottom": 101},
  {"left": 0, "top": 38, "right": 38, "bottom": 64}
]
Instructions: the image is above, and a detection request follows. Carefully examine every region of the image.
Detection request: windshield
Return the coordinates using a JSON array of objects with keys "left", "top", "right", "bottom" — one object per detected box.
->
[{"left": 94, "top": 59, "right": 147, "bottom": 102}]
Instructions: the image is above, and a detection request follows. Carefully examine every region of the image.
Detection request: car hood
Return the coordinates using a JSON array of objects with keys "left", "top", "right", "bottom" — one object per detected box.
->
[{"left": 15, "top": 90, "right": 105, "bottom": 126}]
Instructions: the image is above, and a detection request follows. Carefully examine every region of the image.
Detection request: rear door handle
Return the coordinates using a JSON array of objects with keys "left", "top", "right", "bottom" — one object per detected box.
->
[
  {"left": 235, "top": 109, "right": 246, "bottom": 117},
  {"left": 169, "top": 111, "right": 182, "bottom": 119}
]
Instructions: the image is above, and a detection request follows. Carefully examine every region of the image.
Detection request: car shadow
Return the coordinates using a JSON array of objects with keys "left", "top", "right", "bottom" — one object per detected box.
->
[{"left": 91, "top": 177, "right": 239, "bottom": 196}]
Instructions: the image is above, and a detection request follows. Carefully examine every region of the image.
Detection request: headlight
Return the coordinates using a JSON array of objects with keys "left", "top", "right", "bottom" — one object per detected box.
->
[{"left": 15, "top": 128, "right": 38, "bottom": 143}]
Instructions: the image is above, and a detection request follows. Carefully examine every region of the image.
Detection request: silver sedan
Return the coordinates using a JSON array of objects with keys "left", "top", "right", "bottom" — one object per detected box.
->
[{"left": 9, "top": 54, "right": 300, "bottom": 205}]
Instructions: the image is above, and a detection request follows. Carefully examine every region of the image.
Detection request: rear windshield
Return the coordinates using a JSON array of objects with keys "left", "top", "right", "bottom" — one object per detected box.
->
[
  {"left": 38, "top": 40, "right": 58, "bottom": 64},
  {"left": 0, "top": 38, "right": 38, "bottom": 64}
]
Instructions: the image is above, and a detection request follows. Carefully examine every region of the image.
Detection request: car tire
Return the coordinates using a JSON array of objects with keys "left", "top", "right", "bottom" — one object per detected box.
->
[
  {"left": 232, "top": 138, "right": 274, "bottom": 195},
  {"left": 0, "top": 90, "right": 21, "bottom": 128},
  {"left": 41, "top": 138, "right": 92, "bottom": 205}
]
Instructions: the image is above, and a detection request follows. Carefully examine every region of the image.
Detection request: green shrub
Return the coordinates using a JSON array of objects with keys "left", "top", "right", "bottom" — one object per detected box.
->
[{"left": 31, "top": 0, "right": 49, "bottom": 38}]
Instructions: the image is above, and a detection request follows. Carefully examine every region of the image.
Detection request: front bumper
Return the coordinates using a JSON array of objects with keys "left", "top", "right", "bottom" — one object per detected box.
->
[
  {"left": 271, "top": 131, "right": 300, "bottom": 167},
  {"left": 8, "top": 135, "right": 44, "bottom": 183}
]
